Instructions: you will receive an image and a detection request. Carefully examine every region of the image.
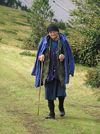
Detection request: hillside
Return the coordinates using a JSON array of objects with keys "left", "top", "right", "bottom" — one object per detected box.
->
[
  {"left": 0, "top": 5, "right": 31, "bottom": 47},
  {"left": 0, "top": 5, "right": 100, "bottom": 134}
]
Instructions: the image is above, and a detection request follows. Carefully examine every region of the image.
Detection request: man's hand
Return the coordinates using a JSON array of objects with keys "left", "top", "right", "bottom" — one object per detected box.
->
[
  {"left": 59, "top": 54, "right": 65, "bottom": 61},
  {"left": 39, "top": 54, "right": 45, "bottom": 62}
]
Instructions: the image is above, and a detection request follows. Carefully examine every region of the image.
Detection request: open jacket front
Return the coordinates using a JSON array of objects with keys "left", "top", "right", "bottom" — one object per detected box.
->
[{"left": 31, "top": 33, "right": 75, "bottom": 88}]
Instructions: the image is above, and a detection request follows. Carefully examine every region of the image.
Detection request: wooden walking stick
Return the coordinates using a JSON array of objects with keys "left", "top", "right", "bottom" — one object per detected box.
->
[{"left": 37, "top": 61, "right": 43, "bottom": 115}]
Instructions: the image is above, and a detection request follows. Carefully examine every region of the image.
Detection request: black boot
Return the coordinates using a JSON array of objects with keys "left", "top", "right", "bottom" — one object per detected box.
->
[
  {"left": 45, "top": 100, "right": 55, "bottom": 119},
  {"left": 58, "top": 96, "right": 65, "bottom": 117}
]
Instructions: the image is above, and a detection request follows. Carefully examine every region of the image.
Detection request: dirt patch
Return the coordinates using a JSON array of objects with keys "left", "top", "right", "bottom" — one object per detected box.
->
[
  {"left": 84, "top": 105, "right": 100, "bottom": 109},
  {"left": 23, "top": 113, "right": 48, "bottom": 134},
  {"left": 70, "top": 104, "right": 100, "bottom": 120},
  {"left": 71, "top": 104, "right": 75, "bottom": 107},
  {"left": 7, "top": 109, "right": 49, "bottom": 134},
  {"left": 83, "top": 105, "right": 100, "bottom": 120}
]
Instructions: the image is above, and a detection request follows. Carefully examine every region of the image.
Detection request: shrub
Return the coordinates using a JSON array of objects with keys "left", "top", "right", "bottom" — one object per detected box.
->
[
  {"left": 22, "top": 38, "right": 38, "bottom": 50},
  {"left": 85, "top": 62, "right": 100, "bottom": 88},
  {"left": 0, "top": 20, "right": 6, "bottom": 25},
  {"left": 85, "top": 50, "right": 100, "bottom": 88},
  {"left": 53, "top": 19, "right": 66, "bottom": 30},
  {"left": 64, "top": 28, "right": 70, "bottom": 36},
  {"left": 57, "top": 20, "right": 66, "bottom": 30},
  {"left": 16, "top": 37, "right": 24, "bottom": 41},
  {"left": 69, "top": 33, "right": 85, "bottom": 64},
  {"left": 69, "top": 0, "right": 100, "bottom": 67},
  {"left": 0, "top": 37, "right": 2, "bottom": 41},
  {"left": 20, "top": 51, "right": 36, "bottom": 57},
  {"left": 97, "top": 96, "right": 100, "bottom": 101}
]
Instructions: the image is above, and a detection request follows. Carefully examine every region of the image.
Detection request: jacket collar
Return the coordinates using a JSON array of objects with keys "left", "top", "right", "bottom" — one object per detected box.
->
[
  {"left": 43, "top": 34, "right": 49, "bottom": 44},
  {"left": 59, "top": 33, "right": 68, "bottom": 39}
]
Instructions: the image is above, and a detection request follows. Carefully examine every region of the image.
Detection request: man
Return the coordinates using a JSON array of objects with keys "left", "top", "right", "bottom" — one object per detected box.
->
[{"left": 31, "top": 24, "right": 75, "bottom": 119}]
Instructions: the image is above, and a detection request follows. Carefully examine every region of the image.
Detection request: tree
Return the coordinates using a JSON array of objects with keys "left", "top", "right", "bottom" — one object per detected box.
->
[
  {"left": 48, "top": 10, "right": 54, "bottom": 22},
  {"left": 27, "top": 0, "right": 54, "bottom": 49},
  {"left": 16, "top": 0, "right": 22, "bottom": 7},
  {"left": 69, "top": 0, "right": 100, "bottom": 66},
  {"left": 5, "top": 0, "right": 16, "bottom": 7},
  {"left": 0, "top": 0, "right": 5, "bottom": 5},
  {"left": 21, "top": 5, "right": 27, "bottom": 11}
]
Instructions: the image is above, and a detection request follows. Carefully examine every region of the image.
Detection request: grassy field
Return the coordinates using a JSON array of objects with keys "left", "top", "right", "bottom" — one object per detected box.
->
[{"left": 0, "top": 5, "right": 100, "bottom": 134}]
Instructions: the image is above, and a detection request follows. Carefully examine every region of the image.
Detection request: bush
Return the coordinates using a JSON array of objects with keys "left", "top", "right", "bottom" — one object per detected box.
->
[
  {"left": 69, "top": 0, "right": 100, "bottom": 67},
  {"left": 69, "top": 33, "right": 85, "bottom": 64},
  {"left": 69, "top": 28, "right": 100, "bottom": 67},
  {"left": 53, "top": 19, "right": 66, "bottom": 30},
  {"left": 0, "top": 20, "right": 6, "bottom": 25},
  {"left": 64, "top": 28, "right": 70, "bottom": 36},
  {"left": 85, "top": 63, "right": 100, "bottom": 88},
  {"left": 22, "top": 38, "right": 38, "bottom": 50},
  {"left": 85, "top": 51, "right": 100, "bottom": 88},
  {"left": 57, "top": 20, "right": 66, "bottom": 30},
  {"left": 20, "top": 51, "right": 36, "bottom": 57}
]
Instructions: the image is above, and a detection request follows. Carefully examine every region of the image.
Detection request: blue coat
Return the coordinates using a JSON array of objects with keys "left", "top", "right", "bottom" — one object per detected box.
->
[{"left": 31, "top": 33, "right": 75, "bottom": 88}]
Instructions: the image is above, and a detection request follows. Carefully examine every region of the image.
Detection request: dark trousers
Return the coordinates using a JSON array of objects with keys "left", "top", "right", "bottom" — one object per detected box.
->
[{"left": 48, "top": 96, "right": 65, "bottom": 116}]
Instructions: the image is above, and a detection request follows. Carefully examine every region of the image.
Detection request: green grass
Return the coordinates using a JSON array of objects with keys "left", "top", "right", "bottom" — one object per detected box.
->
[
  {"left": 0, "top": 45, "right": 100, "bottom": 134},
  {"left": 0, "top": 5, "right": 100, "bottom": 134},
  {"left": 0, "top": 5, "right": 31, "bottom": 47}
]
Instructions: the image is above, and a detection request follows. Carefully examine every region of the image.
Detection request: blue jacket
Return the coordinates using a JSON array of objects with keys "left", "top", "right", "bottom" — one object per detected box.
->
[{"left": 31, "top": 33, "right": 75, "bottom": 88}]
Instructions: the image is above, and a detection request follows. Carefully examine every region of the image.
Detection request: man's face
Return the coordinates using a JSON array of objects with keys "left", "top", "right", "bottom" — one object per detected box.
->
[{"left": 49, "top": 31, "right": 58, "bottom": 40}]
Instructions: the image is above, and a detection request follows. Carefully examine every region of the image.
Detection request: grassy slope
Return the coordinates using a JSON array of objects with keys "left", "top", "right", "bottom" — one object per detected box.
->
[
  {"left": 0, "top": 5, "right": 31, "bottom": 47},
  {"left": 0, "top": 5, "right": 100, "bottom": 134}
]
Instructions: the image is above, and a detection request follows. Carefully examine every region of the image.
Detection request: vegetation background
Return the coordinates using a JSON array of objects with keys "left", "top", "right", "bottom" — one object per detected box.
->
[{"left": 0, "top": 1, "right": 100, "bottom": 134}]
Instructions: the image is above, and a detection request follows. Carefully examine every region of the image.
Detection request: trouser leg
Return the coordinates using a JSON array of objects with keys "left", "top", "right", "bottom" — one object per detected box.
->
[
  {"left": 58, "top": 96, "right": 65, "bottom": 112},
  {"left": 48, "top": 100, "right": 55, "bottom": 116}
]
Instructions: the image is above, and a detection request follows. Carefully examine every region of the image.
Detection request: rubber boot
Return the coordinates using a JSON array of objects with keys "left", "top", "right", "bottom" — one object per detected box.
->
[
  {"left": 45, "top": 100, "right": 55, "bottom": 119},
  {"left": 58, "top": 96, "right": 65, "bottom": 117}
]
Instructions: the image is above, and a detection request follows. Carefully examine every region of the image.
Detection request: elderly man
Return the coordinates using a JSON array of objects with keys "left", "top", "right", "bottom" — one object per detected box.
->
[{"left": 31, "top": 24, "right": 75, "bottom": 119}]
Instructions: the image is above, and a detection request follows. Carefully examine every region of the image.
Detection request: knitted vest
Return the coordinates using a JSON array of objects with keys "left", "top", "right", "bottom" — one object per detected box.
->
[{"left": 42, "top": 35, "right": 65, "bottom": 86}]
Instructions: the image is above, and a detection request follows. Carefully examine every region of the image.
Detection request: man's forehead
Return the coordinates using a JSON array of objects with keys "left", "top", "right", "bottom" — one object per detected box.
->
[{"left": 49, "top": 31, "right": 58, "bottom": 33}]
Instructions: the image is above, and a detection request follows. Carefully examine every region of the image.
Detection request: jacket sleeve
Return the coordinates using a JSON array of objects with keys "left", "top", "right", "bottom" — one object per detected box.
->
[
  {"left": 31, "top": 37, "right": 47, "bottom": 87},
  {"left": 65, "top": 39, "right": 75, "bottom": 76},
  {"left": 31, "top": 38, "right": 45, "bottom": 76}
]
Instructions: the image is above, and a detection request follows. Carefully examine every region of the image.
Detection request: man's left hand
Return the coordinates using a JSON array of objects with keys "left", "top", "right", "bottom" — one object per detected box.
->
[{"left": 59, "top": 54, "right": 65, "bottom": 61}]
